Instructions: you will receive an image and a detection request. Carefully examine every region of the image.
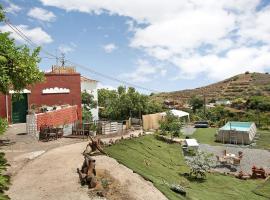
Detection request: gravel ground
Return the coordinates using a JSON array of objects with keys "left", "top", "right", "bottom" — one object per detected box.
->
[
  {"left": 182, "top": 125, "right": 196, "bottom": 136},
  {"left": 199, "top": 144, "right": 270, "bottom": 174}
]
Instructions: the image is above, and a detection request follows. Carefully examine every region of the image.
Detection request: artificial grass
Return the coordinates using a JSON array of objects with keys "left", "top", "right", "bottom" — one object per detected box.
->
[
  {"left": 253, "top": 178, "right": 270, "bottom": 199},
  {"left": 105, "top": 135, "right": 266, "bottom": 200}
]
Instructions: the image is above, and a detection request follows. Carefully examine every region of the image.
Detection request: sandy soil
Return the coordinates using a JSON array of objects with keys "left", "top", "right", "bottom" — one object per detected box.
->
[
  {"left": 3, "top": 124, "right": 167, "bottom": 200},
  {"left": 95, "top": 156, "right": 167, "bottom": 200},
  {"left": 0, "top": 123, "right": 84, "bottom": 177},
  {"left": 7, "top": 142, "right": 167, "bottom": 200}
]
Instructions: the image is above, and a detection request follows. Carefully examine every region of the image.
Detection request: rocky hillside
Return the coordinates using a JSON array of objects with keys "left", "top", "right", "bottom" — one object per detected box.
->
[{"left": 153, "top": 72, "right": 270, "bottom": 104}]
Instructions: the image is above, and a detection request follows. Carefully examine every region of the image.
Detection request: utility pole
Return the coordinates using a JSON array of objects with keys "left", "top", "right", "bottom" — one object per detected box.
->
[
  {"left": 203, "top": 94, "right": 206, "bottom": 116},
  {"left": 60, "top": 53, "right": 65, "bottom": 67}
]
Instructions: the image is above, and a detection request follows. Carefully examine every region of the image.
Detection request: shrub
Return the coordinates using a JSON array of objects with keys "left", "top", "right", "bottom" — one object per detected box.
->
[
  {"left": 0, "top": 118, "right": 8, "bottom": 135},
  {"left": 159, "top": 111, "right": 182, "bottom": 139},
  {"left": 0, "top": 118, "right": 10, "bottom": 200},
  {"left": 264, "top": 85, "right": 270, "bottom": 91},
  {"left": 185, "top": 151, "right": 214, "bottom": 179}
]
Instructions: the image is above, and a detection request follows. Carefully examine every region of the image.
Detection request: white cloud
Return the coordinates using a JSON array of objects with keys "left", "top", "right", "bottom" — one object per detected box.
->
[
  {"left": 0, "top": 24, "right": 53, "bottom": 45},
  {"left": 41, "top": 0, "right": 270, "bottom": 81},
  {"left": 102, "top": 43, "right": 117, "bottom": 53},
  {"left": 5, "top": 2, "right": 22, "bottom": 14},
  {"left": 172, "top": 46, "right": 270, "bottom": 80},
  {"left": 237, "top": 5, "right": 270, "bottom": 45},
  {"left": 131, "top": 9, "right": 236, "bottom": 55},
  {"left": 40, "top": 0, "right": 259, "bottom": 23},
  {"left": 120, "top": 59, "right": 166, "bottom": 83},
  {"left": 58, "top": 44, "right": 75, "bottom": 54},
  {"left": 28, "top": 7, "right": 56, "bottom": 22}
]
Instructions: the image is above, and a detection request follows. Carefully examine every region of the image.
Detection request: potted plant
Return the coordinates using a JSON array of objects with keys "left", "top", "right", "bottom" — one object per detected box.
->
[{"left": 40, "top": 105, "right": 48, "bottom": 113}]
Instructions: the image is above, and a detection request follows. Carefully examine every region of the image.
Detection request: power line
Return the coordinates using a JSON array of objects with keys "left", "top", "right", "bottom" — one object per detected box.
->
[
  {"left": 3, "top": 20, "right": 160, "bottom": 93},
  {"left": 65, "top": 59, "right": 160, "bottom": 93},
  {"left": 5, "top": 20, "right": 57, "bottom": 59}
]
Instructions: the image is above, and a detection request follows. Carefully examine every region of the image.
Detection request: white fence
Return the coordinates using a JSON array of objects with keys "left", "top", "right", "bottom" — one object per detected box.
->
[{"left": 101, "top": 121, "right": 123, "bottom": 135}]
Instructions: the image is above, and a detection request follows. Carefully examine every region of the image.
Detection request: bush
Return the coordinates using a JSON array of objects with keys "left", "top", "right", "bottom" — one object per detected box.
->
[
  {"left": 0, "top": 152, "right": 10, "bottom": 200},
  {"left": 264, "top": 85, "right": 270, "bottom": 91},
  {"left": 0, "top": 118, "right": 10, "bottom": 200},
  {"left": 82, "top": 108, "right": 93, "bottom": 122},
  {"left": 185, "top": 151, "right": 214, "bottom": 179},
  {"left": 159, "top": 111, "right": 182, "bottom": 139},
  {"left": 0, "top": 118, "right": 8, "bottom": 135}
]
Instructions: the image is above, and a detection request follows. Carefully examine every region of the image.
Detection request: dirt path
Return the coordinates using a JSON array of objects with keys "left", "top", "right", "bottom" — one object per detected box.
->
[
  {"left": 7, "top": 141, "right": 89, "bottom": 200},
  {"left": 7, "top": 141, "right": 167, "bottom": 200}
]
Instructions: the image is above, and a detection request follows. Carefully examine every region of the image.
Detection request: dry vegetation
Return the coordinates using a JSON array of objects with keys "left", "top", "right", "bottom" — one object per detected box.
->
[{"left": 153, "top": 72, "right": 270, "bottom": 104}]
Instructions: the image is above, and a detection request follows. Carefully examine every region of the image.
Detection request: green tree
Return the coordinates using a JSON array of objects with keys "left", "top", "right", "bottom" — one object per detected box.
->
[
  {"left": 159, "top": 111, "right": 182, "bottom": 140},
  {"left": 246, "top": 96, "right": 270, "bottom": 112},
  {"left": 81, "top": 90, "right": 97, "bottom": 122},
  {"left": 189, "top": 96, "right": 204, "bottom": 113},
  {"left": 0, "top": 5, "right": 45, "bottom": 199},
  {"left": 98, "top": 86, "right": 163, "bottom": 120},
  {"left": 0, "top": 5, "right": 44, "bottom": 94}
]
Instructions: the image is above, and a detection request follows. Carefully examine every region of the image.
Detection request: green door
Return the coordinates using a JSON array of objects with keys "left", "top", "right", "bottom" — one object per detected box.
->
[{"left": 12, "top": 94, "right": 28, "bottom": 123}]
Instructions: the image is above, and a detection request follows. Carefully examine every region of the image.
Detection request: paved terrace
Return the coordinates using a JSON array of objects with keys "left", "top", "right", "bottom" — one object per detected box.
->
[{"left": 199, "top": 144, "right": 270, "bottom": 174}]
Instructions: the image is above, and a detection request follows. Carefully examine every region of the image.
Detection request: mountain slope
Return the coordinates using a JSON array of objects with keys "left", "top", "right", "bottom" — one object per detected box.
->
[{"left": 153, "top": 72, "right": 270, "bottom": 104}]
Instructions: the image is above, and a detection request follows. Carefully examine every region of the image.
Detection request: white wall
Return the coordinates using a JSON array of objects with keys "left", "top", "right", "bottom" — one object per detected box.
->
[{"left": 81, "top": 80, "right": 99, "bottom": 121}]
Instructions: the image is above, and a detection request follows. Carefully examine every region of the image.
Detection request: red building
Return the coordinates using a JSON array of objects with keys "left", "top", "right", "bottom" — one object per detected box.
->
[{"left": 0, "top": 66, "right": 82, "bottom": 123}]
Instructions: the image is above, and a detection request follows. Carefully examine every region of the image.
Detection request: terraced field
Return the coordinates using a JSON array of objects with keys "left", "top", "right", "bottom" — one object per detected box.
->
[{"left": 153, "top": 72, "right": 270, "bottom": 104}]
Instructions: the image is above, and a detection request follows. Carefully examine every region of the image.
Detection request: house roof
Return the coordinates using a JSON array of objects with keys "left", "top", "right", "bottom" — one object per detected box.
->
[{"left": 80, "top": 76, "right": 98, "bottom": 83}]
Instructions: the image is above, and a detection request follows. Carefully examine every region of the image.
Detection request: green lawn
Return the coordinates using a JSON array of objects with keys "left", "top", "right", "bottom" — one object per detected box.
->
[
  {"left": 187, "top": 128, "right": 270, "bottom": 150},
  {"left": 186, "top": 128, "right": 219, "bottom": 146},
  {"left": 255, "top": 130, "right": 270, "bottom": 150},
  {"left": 105, "top": 135, "right": 266, "bottom": 200},
  {"left": 253, "top": 178, "right": 270, "bottom": 199}
]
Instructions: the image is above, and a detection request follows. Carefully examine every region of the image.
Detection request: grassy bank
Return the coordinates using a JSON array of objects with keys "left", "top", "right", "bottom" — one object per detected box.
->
[
  {"left": 105, "top": 135, "right": 266, "bottom": 200},
  {"left": 253, "top": 178, "right": 270, "bottom": 199}
]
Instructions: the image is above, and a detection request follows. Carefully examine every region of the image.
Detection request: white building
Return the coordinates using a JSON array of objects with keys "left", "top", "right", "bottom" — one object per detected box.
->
[
  {"left": 215, "top": 100, "right": 231, "bottom": 106},
  {"left": 81, "top": 76, "right": 99, "bottom": 121}
]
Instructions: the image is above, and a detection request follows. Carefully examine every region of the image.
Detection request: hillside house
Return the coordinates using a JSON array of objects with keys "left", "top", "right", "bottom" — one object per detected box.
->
[{"left": 0, "top": 66, "right": 84, "bottom": 124}]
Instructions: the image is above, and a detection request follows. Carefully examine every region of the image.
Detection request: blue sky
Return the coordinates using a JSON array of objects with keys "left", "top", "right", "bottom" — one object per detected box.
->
[{"left": 1, "top": 0, "right": 270, "bottom": 93}]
